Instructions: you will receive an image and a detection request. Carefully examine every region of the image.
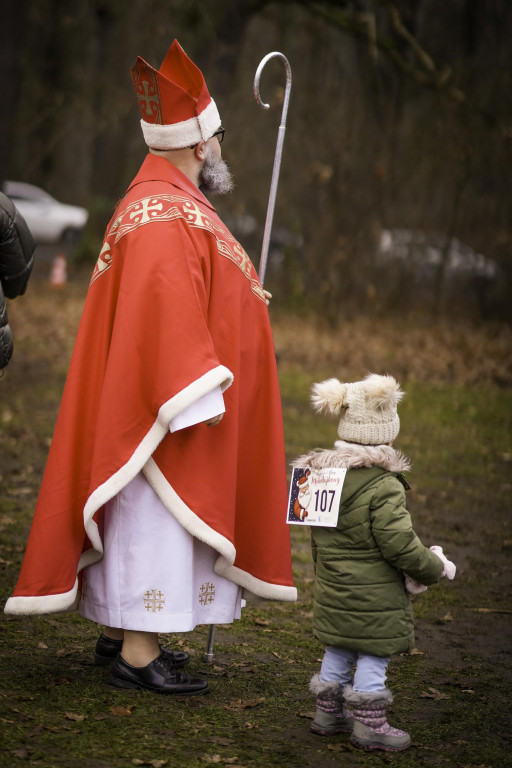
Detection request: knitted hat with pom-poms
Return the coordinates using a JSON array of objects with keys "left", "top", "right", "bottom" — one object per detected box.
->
[{"left": 311, "top": 374, "right": 404, "bottom": 446}]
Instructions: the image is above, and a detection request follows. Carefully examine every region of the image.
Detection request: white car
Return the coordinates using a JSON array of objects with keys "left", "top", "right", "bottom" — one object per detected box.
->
[{"left": 3, "top": 180, "right": 89, "bottom": 246}]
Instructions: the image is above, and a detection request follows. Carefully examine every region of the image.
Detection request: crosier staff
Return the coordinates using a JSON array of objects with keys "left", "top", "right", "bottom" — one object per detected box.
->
[
  {"left": 254, "top": 51, "right": 292, "bottom": 286},
  {"left": 204, "top": 52, "right": 292, "bottom": 664}
]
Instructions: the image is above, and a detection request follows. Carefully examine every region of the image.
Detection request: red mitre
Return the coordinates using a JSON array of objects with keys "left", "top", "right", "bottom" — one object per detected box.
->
[{"left": 131, "top": 39, "right": 221, "bottom": 149}]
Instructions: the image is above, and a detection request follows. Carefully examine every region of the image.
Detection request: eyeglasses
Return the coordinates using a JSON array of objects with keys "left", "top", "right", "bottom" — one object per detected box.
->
[
  {"left": 190, "top": 127, "right": 225, "bottom": 150},
  {"left": 212, "top": 127, "right": 225, "bottom": 143}
]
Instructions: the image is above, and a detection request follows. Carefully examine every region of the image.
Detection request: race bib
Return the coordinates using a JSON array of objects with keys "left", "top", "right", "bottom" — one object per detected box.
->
[{"left": 286, "top": 466, "right": 347, "bottom": 527}]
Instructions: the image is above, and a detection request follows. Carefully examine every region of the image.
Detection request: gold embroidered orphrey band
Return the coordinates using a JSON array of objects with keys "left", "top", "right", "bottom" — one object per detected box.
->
[{"left": 90, "top": 193, "right": 266, "bottom": 302}]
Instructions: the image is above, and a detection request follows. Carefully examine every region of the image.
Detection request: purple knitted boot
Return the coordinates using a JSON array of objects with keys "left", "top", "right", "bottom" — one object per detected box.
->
[
  {"left": 309, "top": 674, "right": 354, "bottom": 736},
  {"left": 344, "top": 685, "right": 411, "bottom": 751}
]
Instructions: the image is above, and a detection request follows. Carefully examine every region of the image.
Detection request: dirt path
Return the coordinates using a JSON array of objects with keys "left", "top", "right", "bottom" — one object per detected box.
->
[{"left": 1, "top": 276, "right": 511, "bottom": 767}]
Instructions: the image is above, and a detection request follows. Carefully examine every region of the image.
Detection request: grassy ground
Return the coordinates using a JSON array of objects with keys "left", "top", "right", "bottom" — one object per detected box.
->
[{"left": 1, "top": 275, "right": 511, "bottom": 767}]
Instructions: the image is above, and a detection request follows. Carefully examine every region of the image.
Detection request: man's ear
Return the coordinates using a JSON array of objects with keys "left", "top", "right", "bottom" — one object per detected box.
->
[{"left": 194, "top": 141, "right": 207, "bottom": 161}]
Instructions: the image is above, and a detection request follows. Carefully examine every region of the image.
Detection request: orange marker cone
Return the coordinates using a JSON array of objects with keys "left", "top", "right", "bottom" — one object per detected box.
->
[{"left": 50, "top": 254, "right": 67, "bottom": 287}]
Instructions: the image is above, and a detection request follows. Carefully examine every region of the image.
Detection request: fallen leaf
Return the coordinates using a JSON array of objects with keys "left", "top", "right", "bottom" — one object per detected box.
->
[
  {"left": 110, "top": 705, "right": 132, "bottom": 716},
  {"left": 409, "top": 648, "right": 424, "bottom": 655},
  {"left": 298, "top": 711, "right": 315, "bottom": 720},
  {"left": 209, "top": 737, "right": 234, "bottom": 746},
  {"left": 244, "top": 722, "right": 259, "bottom": 729},
  {"left": 12, "top": 747, "right": 29, "bottom": 759},
  {"left": 473, "top": 607, "right": 512, "bottom": 615},
  {"left": 56, "top": 648, "right": 75, "bottom": 657},
  {"left": 55, "top": 676, "right": 73, "bottom": 685},
  {"left": 2, "top": 408, "right": 13, "bottom": 423},
  {"left": 420, "top": 687, "right": 449, "bottom": 701},
  {"left": 254, "top": 619, "right": 271, "bottom": 626},
  {"left": 202, "top": 757, "right": 221, "bottom": 764},
  {"left": 224, "top": 697, "right": 265, "bottom": 712},
  {"left": 64, "top": 712, "right": 86, "bottom": 722},
  {"left": 272, "top": 652, "right": 282, "bottom": 659},
  {"left": 7, "top": 487, "right": 32, "bottom": 496},
  {"left": 462, "top": 689, "right": 475, "bottom": 694},
  {"left": 38, "top": 642, "right": 49, "bottom": 649},
  {"left": 442, "top": 612, "right": 454, "bottom": 621}
]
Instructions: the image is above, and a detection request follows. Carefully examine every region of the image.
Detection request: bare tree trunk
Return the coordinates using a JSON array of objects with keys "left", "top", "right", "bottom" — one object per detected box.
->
[
  {"left": 0, "top": 0, "right": 30, "bottom": 184},
  {"left": 433, "top": 153, "right": 471, "bottom": 318}
]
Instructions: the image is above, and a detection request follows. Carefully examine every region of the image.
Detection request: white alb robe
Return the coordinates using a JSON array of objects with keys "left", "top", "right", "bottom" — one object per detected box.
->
[{"left": 79, "top": 388, "right": 244, "bottom": 631}]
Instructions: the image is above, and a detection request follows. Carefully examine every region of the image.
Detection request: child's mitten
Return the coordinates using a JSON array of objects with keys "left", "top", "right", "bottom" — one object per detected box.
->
[
  {"left": 404, "top": 574, "right": 428, "bottom": 594},
  {"left": 430, "top": 545, "right": 456, "bottom": 580}
]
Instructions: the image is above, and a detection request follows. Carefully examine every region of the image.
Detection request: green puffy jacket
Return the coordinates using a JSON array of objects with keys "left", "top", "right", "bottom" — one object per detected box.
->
[{"left": 305, "top": 446, "right": 443, "bottom": 657}]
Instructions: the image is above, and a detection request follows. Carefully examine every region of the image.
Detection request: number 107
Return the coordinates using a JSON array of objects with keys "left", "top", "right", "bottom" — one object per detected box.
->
[{"left": 314, "top": 489, "right": 336, "bottom": 513}]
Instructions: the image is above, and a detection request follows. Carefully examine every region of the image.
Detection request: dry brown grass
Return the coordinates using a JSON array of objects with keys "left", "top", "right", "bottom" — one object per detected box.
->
[
  {"left": 272, "top": 312, "right": 512, "bottom": 387},
  {"left": 6, "top": 279, "right": 512, "bottom": 390},
  {"left": 4, "top": 270, "right": 511, "bottom": 393}
]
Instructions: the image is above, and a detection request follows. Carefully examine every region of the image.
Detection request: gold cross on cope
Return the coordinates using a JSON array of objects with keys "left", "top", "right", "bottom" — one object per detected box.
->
[
  {"left": 137, "top": 79, "right": 160, "bottom": 119},
  {"left": 129, "top": 197, "right": 163, "bottom": 225},
  {"left": 198, "top": 582, "right": 216, "bottom": 606},
  {"left": 143, "top": 589, "right": 165, "bottom": 612},
  {"left": 182, "top": 200, "right": 214, "bottom": 231}
]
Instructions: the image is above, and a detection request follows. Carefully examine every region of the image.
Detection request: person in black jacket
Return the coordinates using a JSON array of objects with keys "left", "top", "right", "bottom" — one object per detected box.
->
[{"left": 0, "top": 190, "right": 35, "bottom": 370}]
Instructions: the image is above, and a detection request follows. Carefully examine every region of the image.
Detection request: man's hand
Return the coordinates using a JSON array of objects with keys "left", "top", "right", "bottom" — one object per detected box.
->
[
  {"left": 263, "top": 290, "right": 272, "bottom": 306},
  {"left": 206, "top": 414, "right": 224, "bottom": 427}
]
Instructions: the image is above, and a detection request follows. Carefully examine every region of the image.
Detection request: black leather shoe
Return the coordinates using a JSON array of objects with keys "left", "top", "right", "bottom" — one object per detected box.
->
[
  {"left": 94, "top": 633, "right": 189, "bottom": 668},
  {"left": 110, "top": 651, "right": 208, "bottom": 695}
]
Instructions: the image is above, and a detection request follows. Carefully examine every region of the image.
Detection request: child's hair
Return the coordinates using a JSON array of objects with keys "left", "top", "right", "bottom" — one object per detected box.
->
[{"left": 311, "top": 373, "right": 404, "bottom": 446}]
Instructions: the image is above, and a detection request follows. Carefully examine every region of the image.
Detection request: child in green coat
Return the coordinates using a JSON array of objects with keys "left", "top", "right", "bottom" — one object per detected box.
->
[{"left": 294, "top": 374, "right": 456, "bottom": 752}]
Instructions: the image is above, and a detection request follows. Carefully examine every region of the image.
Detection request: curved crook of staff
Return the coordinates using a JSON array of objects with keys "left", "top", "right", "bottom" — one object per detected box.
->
[{"left": 253, "top": 51, "right": 292, "bottom": 287}]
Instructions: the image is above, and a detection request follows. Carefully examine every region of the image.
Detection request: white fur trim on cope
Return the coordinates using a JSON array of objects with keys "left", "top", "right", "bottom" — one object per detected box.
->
[
  {"left": 141, "top": 99, "right": 221, "bottom": 149},
  {"left": 4, "top": 365, "right": 233, "bottom": 616},
  {"left": 4, "top": 580, "right": 79, "bottom": 616},
  {"left": 144, "top": 457, "right": 297, "bottom": 602},
  {"left": 214, "top": 559, "right": 297, "bottom": 603}
]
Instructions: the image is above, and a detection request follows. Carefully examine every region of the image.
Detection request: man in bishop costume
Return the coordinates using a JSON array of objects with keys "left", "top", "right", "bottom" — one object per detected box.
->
[{"left": 5, "top": 40, "right": 296, "bottom": 695}]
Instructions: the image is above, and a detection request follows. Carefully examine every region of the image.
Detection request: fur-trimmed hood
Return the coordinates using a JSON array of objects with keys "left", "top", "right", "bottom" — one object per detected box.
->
[{"left": 292, "top": 440, "right": 411, "bottom": 474}]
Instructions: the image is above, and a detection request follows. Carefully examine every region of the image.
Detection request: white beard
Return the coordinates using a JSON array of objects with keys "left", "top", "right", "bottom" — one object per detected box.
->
[{"left": 199, "top": 144, "right": 234, "bottom": 195}]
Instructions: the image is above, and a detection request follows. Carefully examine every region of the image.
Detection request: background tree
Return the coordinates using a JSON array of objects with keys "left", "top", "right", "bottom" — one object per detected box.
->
[{"left": 1, "top": 0, "right": 511, "bottom": 321}]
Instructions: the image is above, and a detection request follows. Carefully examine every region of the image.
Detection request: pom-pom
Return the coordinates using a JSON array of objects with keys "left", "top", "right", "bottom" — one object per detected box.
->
[
  {"left": 311, "top": 379, "right": 348, "bottom": 416},
  {"left": 362, "top": 374, "right": 404, "bottom": 412}
]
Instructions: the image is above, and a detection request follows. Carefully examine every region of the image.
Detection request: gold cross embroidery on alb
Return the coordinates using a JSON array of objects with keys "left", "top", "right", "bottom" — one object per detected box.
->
[
  {"left": 143, "top": 589, "right": 165, "bottom": 612},
  {"left": 198, "top": 582, "right": 216, "bottom": 606}
]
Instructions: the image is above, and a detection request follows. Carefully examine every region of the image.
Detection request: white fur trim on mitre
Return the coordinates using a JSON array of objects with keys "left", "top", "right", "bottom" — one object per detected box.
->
[
  {"left": 141, "top": 99, "right": 221, "bottom": 149},
  {"left": 311, "top": 378, "right": 348, "bottom": 416}
]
